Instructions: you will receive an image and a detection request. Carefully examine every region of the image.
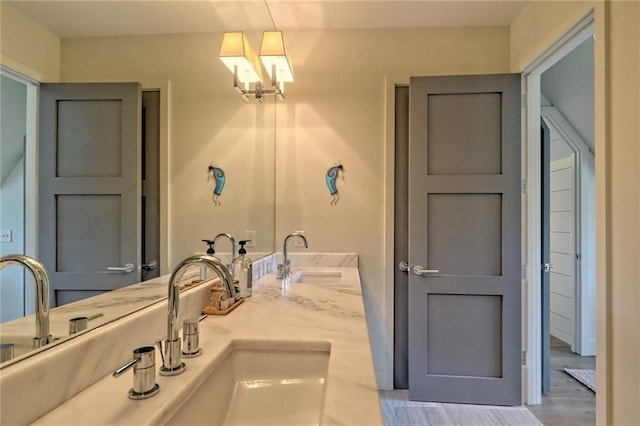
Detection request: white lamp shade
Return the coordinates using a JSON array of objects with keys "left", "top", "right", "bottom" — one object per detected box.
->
[
  {"left": 259, "top": 31, "right": 294, "bottom": 83},
  {"left": 219, "top": 32, "right": 263, "bottom": 83}
]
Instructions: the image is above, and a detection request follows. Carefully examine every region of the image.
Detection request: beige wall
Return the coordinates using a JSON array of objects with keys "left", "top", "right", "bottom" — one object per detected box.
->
[
  {"left": 604, "top": 2, "right": 640, "bottom": 425},
  {"left": 0, "top": 2, "right": 549, "bottom": 395},
  {"left": 61, "top": 26, "right": 510, "bottom": 384},
  {"left": 3, "top": 17, "right": 509, "bottom": 385},
  {"left": 16, "top": 6, "right": 638, "bottom": 416},
  {"left": 60, "top": 33, "right": 277, "bottom": 266},
  {"left": 275, "top": 27, "right": 511, "bottom": 382},
  {"left": 510, "top": 1, "right": 596, "bottom": 72},
  {"left": 4, "top": 5, "right": 511, "bottom": 386},
  {"left": 7, "top": 6, "right": 639, "bottom": 418},
  {"left": 0, "top": 3, "right": 60, "bottom": 81},
  {"left": 511, "top": 1, "right": 640, "bottom": 424}
]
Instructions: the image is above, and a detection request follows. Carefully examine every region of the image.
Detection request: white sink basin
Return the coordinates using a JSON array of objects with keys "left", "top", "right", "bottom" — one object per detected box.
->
[
  {"left": 165, "top": 339, "right": 331, "bottom": 426},
  {"left": 291, "top": 270, "right": 342, "bottom": 284}
]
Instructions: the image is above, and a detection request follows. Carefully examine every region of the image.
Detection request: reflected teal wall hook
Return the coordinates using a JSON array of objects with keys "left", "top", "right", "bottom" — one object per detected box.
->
[
  {"left": 207, "top": 164, "right": 225, "bottom": 206},
  {"left": 326, "top": 163, "right": 344, "bottom": 206}
]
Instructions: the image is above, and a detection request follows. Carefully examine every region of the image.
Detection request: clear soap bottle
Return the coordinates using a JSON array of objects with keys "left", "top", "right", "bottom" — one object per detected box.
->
[{"left": 231, "top": 240, "right": 253, "bottom": 298}]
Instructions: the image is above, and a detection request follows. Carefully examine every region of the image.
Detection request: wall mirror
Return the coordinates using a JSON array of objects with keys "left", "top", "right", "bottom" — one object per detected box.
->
[{"left": 0, "top": 1, "right": 277, "bottom": 368}]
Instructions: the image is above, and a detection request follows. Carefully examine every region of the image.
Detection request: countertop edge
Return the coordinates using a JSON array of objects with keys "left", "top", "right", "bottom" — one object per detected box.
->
[{"left": 31, "top": 265, "right": 383, "bottom": 426}]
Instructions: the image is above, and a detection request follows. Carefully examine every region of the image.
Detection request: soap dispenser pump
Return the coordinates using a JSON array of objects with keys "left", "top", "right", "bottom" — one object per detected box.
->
[
  {"left": 200, "top": 239, "right": 224, "bottom": 283},
  {"left": 201, "top": 239, "right": 217, "bottom": 257},
  {"left": 232, "top": 240, "right": 253, "bottom": 298}
]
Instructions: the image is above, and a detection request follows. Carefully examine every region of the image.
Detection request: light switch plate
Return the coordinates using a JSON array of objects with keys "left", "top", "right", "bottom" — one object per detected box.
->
[
  {"left": 294, "top": 230, "right": 305, "bottom": 247},
  {"left": 0, "top": 230, "right": 12, "bottom": 243},
  {"left": 246, "top": 230, "right": 256, "bottom": 247}
]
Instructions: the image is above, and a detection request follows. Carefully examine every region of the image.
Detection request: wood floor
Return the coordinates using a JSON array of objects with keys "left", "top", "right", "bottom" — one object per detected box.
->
[
  {"left": 526, "top": 336, "right": 596, "bottom": 425},
  {"left": 380, "top": 390, "right": 542, "bottom": 426},
  {"left": 380, "top": 337, "right": 595, "bottom": 425}
]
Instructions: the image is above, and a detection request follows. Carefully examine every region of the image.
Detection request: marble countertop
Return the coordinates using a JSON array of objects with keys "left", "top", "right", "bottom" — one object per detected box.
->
[
  {"left": 0, "top": 253, "right": 275, "bottom": 368},
  {"left": 0, "top": 275, "right": 165, "bottom": 332},
  {"left": 33, "top": 262, "right": 383, "bottom": 425}
]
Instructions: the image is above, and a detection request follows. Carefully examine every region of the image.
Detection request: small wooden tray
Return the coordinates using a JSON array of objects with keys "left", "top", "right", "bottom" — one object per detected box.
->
[{"left": 202, "top": 297, "right": 244, "bottom": 316}]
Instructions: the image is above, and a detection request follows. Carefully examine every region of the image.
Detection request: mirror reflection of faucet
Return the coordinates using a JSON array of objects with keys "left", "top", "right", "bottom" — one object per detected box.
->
[
  {"left": 68, "top": 313, "right": 104, "bottom": 335},
  {"left": 0, "top": 254, "right": 53, "bottom": 349},
  {"left": 277, "top": 232, "right": 309, "bottom": 281},
  {"left": 0, "top": 343, "right": 14, "bottom": 363},
  {"left": 214, "top": 233, "right": 237, "bottom": 269}
]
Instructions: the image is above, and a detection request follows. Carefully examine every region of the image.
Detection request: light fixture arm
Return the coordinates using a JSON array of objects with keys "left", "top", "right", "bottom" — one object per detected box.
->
[
  {"left": 232, "top": 65, "right": 251, "bottom": 101},
  {"left": 219, "top": 30, "right": 292, "bottom": 102},
  {"left": 230, "top": 64, "right": 284, "bottom": 102}
]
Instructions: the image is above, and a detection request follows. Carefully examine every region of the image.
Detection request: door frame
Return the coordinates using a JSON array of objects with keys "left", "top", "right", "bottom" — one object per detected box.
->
[
  {"left": 392, "top": 84, "right": 410, "bottom": 389},
  {"left": 521, "top": 11, "right": 599, "bottom": 405},
  {"left": 381, "top": 9, "right": 605, "bottom": 406},
  {"left": 1, "top": 65, "right": 39, "bottom": 315},
  {"left": 382, "top": 75, "right": 412, "bottom": 390},
  {"left": 138, "top": 80, "right": 171, "bottom": 276}
]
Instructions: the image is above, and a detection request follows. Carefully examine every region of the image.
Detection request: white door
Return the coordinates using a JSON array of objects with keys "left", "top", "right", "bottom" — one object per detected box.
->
[
  {"left": 549, "top": 154, "right": 577, "bottom": 349},
  {"left": 38, "top": 83, "right": 142, "bottom": 306}
]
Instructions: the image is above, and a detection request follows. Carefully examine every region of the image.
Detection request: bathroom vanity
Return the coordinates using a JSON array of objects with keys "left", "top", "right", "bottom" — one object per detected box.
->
[{"left": 0, "top": 254, "right": 382, "bottom": 425}]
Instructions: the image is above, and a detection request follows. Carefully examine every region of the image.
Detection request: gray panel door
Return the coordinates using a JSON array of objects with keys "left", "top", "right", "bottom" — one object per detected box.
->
[
  {"left": 39, "top": 83, "right": 141, "bottom": 306},
  {"left": 408, "top": 74, "right": 521, "bottom": 405}
]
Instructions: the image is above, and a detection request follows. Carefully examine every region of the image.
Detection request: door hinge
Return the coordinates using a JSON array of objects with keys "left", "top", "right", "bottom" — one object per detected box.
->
[
  {"left": 521, "top": 179, "right": 526, "bottom": 194},
  {"left": 521, "top": 264, "right": 526, "bottom": 279},
  {"left": 521, "top": 93, "right": 527, "bottom": 109},
  {"left": 522, "top": 351, "right": 527, "bottom": 366}
]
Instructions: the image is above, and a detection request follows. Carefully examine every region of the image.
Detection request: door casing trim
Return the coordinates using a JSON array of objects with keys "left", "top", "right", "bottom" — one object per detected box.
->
[
  {"left": 0, "top": 66, "right": 39, "bottom": 315},
  {"left": 521, "top": 10, "right": 597, "bottom": 406},
  {"left": 382, "top": 76, "right": 410, "bottom": 390},
  {"left": 382, "top": 12, "right": 599, "bottom": 406}
]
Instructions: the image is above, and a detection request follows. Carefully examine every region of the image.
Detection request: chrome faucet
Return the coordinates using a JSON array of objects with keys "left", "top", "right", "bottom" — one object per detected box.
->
[
  {"left": 277, "top": 232, "right": 309, "bottom": 280},
  {"left": 214, "top": 233, "right": 236, "bottom": 268},
  {"left": 159, "top": 254, "right": 234, "bottom": 376},
  {"left": 0, "top": 254, "right": 53, "bottom": 349}
]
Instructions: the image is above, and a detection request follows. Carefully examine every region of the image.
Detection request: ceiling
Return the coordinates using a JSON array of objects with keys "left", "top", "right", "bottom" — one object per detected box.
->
[{"left": 7, "top": 1, "right": 529, "bottom": 38}]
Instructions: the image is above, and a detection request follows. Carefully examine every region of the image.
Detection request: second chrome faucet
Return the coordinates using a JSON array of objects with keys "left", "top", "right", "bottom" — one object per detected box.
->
[{"left": 159, "top": 254, "right": 234, "bottom": 376}]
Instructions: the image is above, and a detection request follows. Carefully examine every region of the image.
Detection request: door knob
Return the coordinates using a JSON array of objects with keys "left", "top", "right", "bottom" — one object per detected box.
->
[
  {"left": 543, "top": 263, "right": 554, "bottom": 273},
  {"left": 413, "top": 265, "right": 440, "bottom": 276},
  {"left": 107, "top": 263, "right": 135, "bottom": 273},
  {"left": 398, "top": 261, "right": 410, "bottom": 273},
  {"left": 140, "top": 260, "right": 157, "bottom": 271}
]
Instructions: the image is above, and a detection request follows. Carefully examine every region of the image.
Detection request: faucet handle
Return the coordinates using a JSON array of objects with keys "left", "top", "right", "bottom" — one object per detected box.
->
[
  {"left": 1, "top": 343, "right": 15, "bottom": 363},
  {"left": 33, "top": 335, "right": 53, "bottom": 349},
  {"left": 182, "top": 315, "right": 206, "bottom": 358},
  {"left": 113, "top": 346, "right": 160, "bottom": 400}
]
